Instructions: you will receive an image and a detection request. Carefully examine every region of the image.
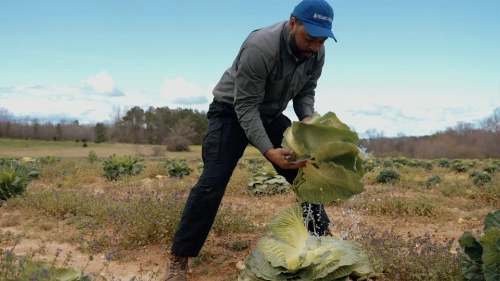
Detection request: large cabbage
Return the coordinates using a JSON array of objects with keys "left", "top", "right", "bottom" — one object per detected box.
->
[
  {"left": 281, "top": 111, "right": 366, "bottom": 204},
  {"left": 238, "top": 203, "right": 376, "bottom": 281}
]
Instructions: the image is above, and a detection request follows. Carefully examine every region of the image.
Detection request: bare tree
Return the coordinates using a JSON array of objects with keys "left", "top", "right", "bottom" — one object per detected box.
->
[{"left": 166, "top": 118, "right": 196, "bottom": 151}]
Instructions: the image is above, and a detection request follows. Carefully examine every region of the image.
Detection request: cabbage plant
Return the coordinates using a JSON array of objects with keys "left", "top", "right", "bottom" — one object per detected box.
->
[
  {"left": 238, "top": 203, "right": 376, "bottom": 281},
  {"left": 458, "top": 209, "right": 500, "bottom": 281},
  {"left": 248, "top": 166, "right": 290, "bottom": 196},
  {"left": 0, "top": 160, "right": 40, "bottom": 204},
  {"left": 281, "top": 112, "right": 366, "bottom": 204}
]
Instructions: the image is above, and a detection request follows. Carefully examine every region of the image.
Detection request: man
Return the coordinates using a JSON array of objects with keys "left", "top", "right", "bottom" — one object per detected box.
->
[{"left": 164, "top": 0, "right": 337, "bottom": 280}]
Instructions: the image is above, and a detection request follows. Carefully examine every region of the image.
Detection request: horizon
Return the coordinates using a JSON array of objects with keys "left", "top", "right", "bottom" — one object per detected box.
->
[{"left": 1, "top": 0, "right": 499, "bottom": 138}]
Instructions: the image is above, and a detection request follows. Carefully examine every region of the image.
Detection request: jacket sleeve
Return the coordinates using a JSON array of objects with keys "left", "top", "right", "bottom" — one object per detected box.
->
[
  {"left": 233, "top": 43, "right": 274, "bottom": 155},
  {"left": 293, "top": 52, "right": 325, "bottom": 121}
]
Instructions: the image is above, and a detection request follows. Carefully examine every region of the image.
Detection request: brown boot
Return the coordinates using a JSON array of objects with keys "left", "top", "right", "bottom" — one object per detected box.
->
[{"left": 164, "top": 254, "right": 188, "bottom": 281}]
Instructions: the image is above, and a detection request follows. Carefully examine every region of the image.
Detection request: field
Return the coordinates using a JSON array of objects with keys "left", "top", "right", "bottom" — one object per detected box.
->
[
  {"left": 1, "top": 139, "right": 499, "bottom": 281},
  {"left": 0, "top": 139, "right": 262, "bottom": 159}
]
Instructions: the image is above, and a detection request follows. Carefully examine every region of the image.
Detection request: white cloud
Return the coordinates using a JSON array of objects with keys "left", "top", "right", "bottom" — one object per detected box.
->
[
  {"left": 81, "top": 71, "right": 115, "bottom": 93},
  {"left": 160, "top": 77, "right": 209, "bottom": 106},
  {"left": 2, "top": 74, "right": 496, "bottom": 137},
  {"left": 288, "top": 87, "right": 498, "bottom": 137},
  {"left": 1, "top": 75, "right": 217, "bottom": 125}
]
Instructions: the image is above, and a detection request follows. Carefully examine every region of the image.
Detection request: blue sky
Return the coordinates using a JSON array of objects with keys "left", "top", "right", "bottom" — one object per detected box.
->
[{"left": 1, "top": 0, "right": 499, "bottom": 137}]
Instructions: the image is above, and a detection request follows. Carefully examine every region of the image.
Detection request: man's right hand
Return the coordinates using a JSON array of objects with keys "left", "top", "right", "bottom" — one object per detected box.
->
[{"left": 264, "top": 148, "right": 307, "bottom": 170}]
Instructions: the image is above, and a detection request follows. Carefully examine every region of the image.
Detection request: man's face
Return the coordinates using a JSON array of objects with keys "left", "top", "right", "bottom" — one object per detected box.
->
[{"left": 289, "top": 18, "right": 327, "bottom": 62}]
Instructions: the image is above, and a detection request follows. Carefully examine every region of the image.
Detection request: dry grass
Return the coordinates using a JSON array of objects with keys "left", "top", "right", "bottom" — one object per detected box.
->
[
  {"left": 1, "top": 148, "right": 499, "bottom": 280},
  {"left": 0, "top": 139, "right": 261, "bottom": 158}
]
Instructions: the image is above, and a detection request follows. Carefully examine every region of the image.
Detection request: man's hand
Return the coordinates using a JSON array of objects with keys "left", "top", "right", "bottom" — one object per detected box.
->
[
  {"left": 264, "top": 148, "right": 307, "bottom": 170},
  {"left": 302, "top": 116, "right": 311, "bottom": 123}
]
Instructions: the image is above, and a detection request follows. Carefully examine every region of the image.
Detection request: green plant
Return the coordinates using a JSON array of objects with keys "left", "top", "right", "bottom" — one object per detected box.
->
[
  {"left": 472, "top": 172, "right": 493, "bottom": 186},
  {"left": 363, "top": 160, "right": 374, "bottom": 172},
  {"left": 422, "top": 161, "right": 434, "bottom": 170},
  {"left": 425, "top": 175, "right": 441, "bottom": 188},
  {"left": 393, "top": 156, "right": 408, "bottom": 165},
  {"left": 382, "top": 159, "right": 393, "bottom": 168},
  {"left": 102, "top": 154, "right": 145, "bottom": 181},
  {"left": 193, "top": 162, "right": 204, "bottom": 178},
  {"left": 237, "top": 161, "right": 247, "bottom": 169},
  {"left": 158, "top": 158, "right": 193, "bottom": 178},
  {"left": 0, "top": 244, "right": 93, "bottom": 281},
  {"left": 457, "top": 209, "right": 500, "bottom": 281},
  {"left": 393, "top": 162, "right": 403, "bottom": 169},
  {"left": 483, "top": 164, "right": 499, "bottom": 174},
  {"left": 281, "top": 111, "right": 366, "bottom": 204},
  {"left": 248, "top": 166, "right": 290, "bottom": 196},
  {"left": 375, "top": 169, "right": 400, "bottom": 184},
  {"left": 451, "top": 162, "right": 468, "bottom": 173},
  {"left": 245, "top": 158, "right": 266, "bottom": 174},
  {"left": 87, "top": 150, "right": 98, "bottom": 164},
  {"left": 19, "top": 157, "right": 36, "bottom": 164},
  {"left": 466, "top": 189, "right": 475, "bottom": 199},
  {"left": 0, "top": 160, "right": 40, "bottom": 204},
  {"left": 238, "top": 203, "right": 377, "bottom": 281},
  {"left": 407, "top": 160, "right": 433, "bottom": 170},
  {"left": 227, "top": 240, "right": 250, "bottom": 251},
  {"left": 437, "top": 158, "right": 450, "bottom": 168},
  {"left": 39, "top": 156, "right": 60, "bottom": 166}
]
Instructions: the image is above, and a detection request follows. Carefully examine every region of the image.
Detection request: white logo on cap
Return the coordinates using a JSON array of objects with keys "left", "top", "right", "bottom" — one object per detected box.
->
[{"left": 313, "top": 13, "right": 333, "bottom": 22}]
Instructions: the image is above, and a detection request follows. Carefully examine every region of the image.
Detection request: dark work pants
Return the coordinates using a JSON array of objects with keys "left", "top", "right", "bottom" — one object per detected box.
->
[{"left": 170, "top": 100, "right": 330, "bottom": 257}]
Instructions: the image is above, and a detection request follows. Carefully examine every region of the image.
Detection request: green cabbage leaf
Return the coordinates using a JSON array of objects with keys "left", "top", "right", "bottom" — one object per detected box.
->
[
  {"left": 238, "top": 203, "right": 375, "bottom": 281},
  {"left": 281, "top": 112, "right": 366, "bottom": 204},
  {"left": 458, "top": 210, "right": 500, "bottom": 281}
]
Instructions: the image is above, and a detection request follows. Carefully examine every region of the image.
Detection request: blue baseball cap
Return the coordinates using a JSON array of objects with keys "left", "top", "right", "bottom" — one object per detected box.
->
[{"left": 292, "top": 0, "right": 337, "bottom": 42}]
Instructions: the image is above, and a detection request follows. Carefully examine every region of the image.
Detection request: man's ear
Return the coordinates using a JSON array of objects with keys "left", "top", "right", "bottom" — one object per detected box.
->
[{"left": 289, "top": 17, "right": 296, "bottom": 33}]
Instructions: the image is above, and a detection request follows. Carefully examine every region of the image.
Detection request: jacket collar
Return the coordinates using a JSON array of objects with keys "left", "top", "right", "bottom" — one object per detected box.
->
[{"left": 282, "top": 21, "right": 301, "bottom": 62}]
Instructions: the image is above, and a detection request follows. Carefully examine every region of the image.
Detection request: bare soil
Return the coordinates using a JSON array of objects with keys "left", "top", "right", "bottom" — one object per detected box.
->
[{"left": 1, "top": 186, "right": 490, "bottom": 281}]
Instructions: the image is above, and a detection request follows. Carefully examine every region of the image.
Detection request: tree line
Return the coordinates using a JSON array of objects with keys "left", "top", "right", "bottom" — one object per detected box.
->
[
  {"left": 0, "top": 106, "right": 208, "bottom": 151},
  {"left": 360, "top": 108, "right": 500, "bottom": 159},
  {"left": 0, "top": 106, "right": 498, "bottom": 158}
]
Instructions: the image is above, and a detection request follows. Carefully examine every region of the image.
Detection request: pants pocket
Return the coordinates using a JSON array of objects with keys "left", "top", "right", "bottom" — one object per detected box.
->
[{"left": 202, "top": 121, "right": 223, "bottom": 162}]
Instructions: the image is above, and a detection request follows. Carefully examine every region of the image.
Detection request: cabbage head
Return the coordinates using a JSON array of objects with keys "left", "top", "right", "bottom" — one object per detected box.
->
[
  {"left": 238, "top": 203, "right": 375, "bottom": 281},
  {"left": 281, "top": 111, "right": 366, "bottom": 204}
]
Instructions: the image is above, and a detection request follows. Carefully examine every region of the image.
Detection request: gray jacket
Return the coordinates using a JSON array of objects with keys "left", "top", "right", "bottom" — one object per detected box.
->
[{"left": 212, "top": 20, "right": 326, "bottom": 155}]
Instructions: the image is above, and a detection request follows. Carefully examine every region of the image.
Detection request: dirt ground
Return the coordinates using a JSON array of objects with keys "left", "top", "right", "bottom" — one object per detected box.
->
[{"left": 0, "top": 186, "right": 489, "bottom": 281}]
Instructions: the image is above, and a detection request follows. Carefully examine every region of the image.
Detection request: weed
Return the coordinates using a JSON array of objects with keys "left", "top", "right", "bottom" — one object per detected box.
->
[
  {"left": 350, "top": 228, "right": 462, "bottom": 280},
  {"left": 0, "top": 215, "right": 21, "bottom": 227},
  {"left": 212, "top": 203, "right": 259, "bottom": 235},
  {"left": 87, "top": 150, "right": 99, "bottom": 164},
  {"left": 349, "top": 195, "right": 438, "bottom": 217},
  {"left": 226, "top": 240, "right": 250, "bottom": 251}
]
